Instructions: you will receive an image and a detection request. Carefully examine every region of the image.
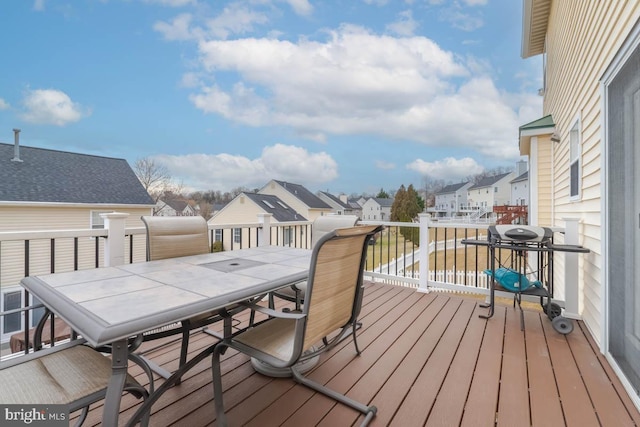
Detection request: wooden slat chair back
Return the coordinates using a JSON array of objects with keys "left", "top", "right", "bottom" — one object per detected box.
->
[{"left": 211, "top": 224, "right": 383, "bottom": 427}]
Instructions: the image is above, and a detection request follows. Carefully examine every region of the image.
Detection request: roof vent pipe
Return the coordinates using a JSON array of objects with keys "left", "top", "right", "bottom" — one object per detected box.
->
[{"left": 12, "top": 128, "right": 23, "bottom": 162}]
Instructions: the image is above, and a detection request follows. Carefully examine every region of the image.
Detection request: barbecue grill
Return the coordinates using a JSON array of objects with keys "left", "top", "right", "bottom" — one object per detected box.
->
[{"left": 462, "top": 224, "right": 590, "bottom": 334}]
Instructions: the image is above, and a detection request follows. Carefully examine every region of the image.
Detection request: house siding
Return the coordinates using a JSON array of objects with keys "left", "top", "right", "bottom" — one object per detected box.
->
[
  {"left": 541, "top": 0, "right": 640, "bottom": 344},
  {"left": 535, "top": 136, "right": 553, "bottom": 227},
  {"left": 0, "top": 206, "right": 151, "bottom": 288}
]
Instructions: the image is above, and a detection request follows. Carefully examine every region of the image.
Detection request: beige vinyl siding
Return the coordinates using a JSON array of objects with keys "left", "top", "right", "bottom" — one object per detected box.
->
[
  {"left": 0, "top": 206, "right": 150, "bottom": 288},
  {"left": 542, "top": 0, "right": 640, "bottom": 344},
  {"left": 536, "top": 138, "right": 553, "bottom": 227},
  {"left": 208, "top": 197, "right": 263, "bottom": 251}
]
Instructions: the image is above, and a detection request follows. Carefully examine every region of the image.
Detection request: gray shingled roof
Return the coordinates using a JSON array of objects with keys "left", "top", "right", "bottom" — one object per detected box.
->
[
  {"left": 372, "top": 197, "right": 394, "bottom": 207},
  {"left": 274, "top": 180, "right": 331, "bottom": 209},
  {"left": 436, "top": 182, "right": 469, "bottom": 195},
  {"left": 0, "top": 143, "right": 154, "bottom": 205},
  {"left": 468, "top": 172, "right": 513, "bottom": 190},
  {"left": 244, "top": 193, "right": 307, "bottom": 222},
  {"left": 318, "top": 191, "right": 350, "bottom": 209},
  {"left": 510, "top": 171, "right": 529, "bottom": 183}
]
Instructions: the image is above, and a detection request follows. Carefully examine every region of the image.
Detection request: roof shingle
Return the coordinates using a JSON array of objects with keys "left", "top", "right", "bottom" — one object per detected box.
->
[{"left": 0, "top": 143, "right": 154, "bottom": 205}]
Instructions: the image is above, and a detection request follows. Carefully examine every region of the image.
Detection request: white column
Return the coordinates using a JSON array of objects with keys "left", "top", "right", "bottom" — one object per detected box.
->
[
  {"left": 257, "top": 213, "right": 272, "bottom": 247},
  {"left": 417, "top": 213, "right": 431, "bottom": 293},
  {"left": 562, "top": 218, "right": 580, "bottom": 319},
  {"left": 102, "top": 212, "right": 129, "bottom": 267}
]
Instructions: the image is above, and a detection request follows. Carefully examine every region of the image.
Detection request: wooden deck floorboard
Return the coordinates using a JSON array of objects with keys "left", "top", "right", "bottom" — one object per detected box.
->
[{"left": 77, "top": 283, "right": 640, "bottom": 427}]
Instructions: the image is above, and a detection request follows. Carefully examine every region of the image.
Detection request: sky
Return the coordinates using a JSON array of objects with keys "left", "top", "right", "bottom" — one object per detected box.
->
[{"left": 0, "top": 0, "right": 542, "bottom": 196}]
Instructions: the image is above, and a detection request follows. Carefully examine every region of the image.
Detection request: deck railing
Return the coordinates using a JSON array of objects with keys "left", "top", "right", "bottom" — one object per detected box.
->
[{"left": 0, "top": 213, "right": 583, "bottom": 358}]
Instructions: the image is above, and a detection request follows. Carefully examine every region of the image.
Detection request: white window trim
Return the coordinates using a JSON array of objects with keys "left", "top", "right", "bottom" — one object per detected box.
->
[{"left": 90, "top": 210, "right": 112, "bottom": 230}]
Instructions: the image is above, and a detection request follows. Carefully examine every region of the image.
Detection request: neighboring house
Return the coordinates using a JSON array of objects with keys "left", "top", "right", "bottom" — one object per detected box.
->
[
  {"left": 520, "top": 0, "right": 640, "bottom": 408},
  {"left": 208, "top": 192, "right": 307, "bottom": 250},
  {"left": 316, "top": 191, "right": 354, "bottom": 215},
  {"left": 466, "top": 172, "right": 515, "bottom": 214},
  {"left": 510, "top": 171, "right": 529, "bottom": 206},
  {"left": 431, "top": 182, "right": 472, "bottom": 218},
  {"left": 259, "top": 180, "right": 333, "bottom": 221},
  {"left": 0, "top": 138, "right": 154, "bottom": 343},
  {"left": 360, "top": 198, "right": 393, "bottom": 221},
  {"left": 155, "top": 198, "right": 198, "bottom": 216},
  {"left": 346, "top": 198, "right": 363, "bottom": 219}
]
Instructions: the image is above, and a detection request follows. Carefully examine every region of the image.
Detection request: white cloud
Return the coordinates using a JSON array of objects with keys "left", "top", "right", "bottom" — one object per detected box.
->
[
  {"left": 386, "top": 10, "right": 418, "bottom": 36},
  {"left": 0, "top": 98, "right": 9, "bottom": 110},
  {"left": 153, "top": 143, "right": 338, "bottom": 190},
  {"left": 33, "top": 0, "right": 45, "bottom": 11},
  {"left": 363, "top": 0, "right": 389, "bottom": 5},
  {"left": 154, "top": 5, "right": 268, "bottom": 41},
  {"left": 183, "top": 25, "right": 534, "bottom": 159},
  {"left": 463, "top": 0, "right": 488, "bottom": 5},
  {"left": 376, "top": 160, "right": 396, "bottom": 170},
  {"left": 283, "top": 0, "right": 313, "bottom": 16},
  {"left": 20, "top": 89, "right": 89, "bottom": 126},
  {"left": 154, "top": 13, "right": 202, "bottom": 41},
  {"left": 407, "top": 157, "right": 484, "bottom": 181},
  {"left": 143, "top": 0, "right": 196, "bottom": 7},
  {"left": 440, "top": 8, "right": 484, "bottom": 31}
]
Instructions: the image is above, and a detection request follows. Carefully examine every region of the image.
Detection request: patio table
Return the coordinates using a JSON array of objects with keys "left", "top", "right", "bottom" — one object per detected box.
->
[{"left": 20, "top": 245, "right": 311, "bottom": 426}]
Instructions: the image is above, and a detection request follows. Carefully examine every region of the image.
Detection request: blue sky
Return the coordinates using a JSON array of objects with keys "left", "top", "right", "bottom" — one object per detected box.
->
[{"left": 0, "top": 0, "right": 542, "bottom": 196}]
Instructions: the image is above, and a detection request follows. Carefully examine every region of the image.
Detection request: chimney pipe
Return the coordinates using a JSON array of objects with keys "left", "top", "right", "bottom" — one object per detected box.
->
[{"left": 12, "top": 128, "right": 23, "bottom": 163}]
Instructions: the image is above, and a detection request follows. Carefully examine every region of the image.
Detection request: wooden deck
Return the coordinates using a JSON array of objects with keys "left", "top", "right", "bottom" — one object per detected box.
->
[{"left": 79, "top": 283, "right": 640, "bottom": 426}]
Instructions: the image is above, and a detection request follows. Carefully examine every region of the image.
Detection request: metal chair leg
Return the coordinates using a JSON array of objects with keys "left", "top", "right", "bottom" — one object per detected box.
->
[{"left": 212, "top": 344, "right": 229, "bottom": 427}]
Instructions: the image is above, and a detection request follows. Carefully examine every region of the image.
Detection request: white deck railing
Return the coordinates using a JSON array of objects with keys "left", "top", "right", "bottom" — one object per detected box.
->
[{"left": 0, "top": 213, "right": 583, "bottom": 352}]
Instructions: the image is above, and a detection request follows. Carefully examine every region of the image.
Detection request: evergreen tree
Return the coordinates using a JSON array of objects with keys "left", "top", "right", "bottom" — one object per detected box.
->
[
  {"left": 391, "top": 184, "right": 421, "bottom": 246},
  {"left": 376, "top": 188, "right": 390, "bottom": 199}
]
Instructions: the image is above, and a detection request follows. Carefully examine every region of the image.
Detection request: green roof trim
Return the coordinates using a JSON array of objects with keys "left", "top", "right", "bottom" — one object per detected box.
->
[{"left": 519, "top": 114, "right": 554, "bottom": 131}]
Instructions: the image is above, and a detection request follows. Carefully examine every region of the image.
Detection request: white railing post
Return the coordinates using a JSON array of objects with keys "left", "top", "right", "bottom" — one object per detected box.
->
[
  {"left": 563, "top": 218, "right": 581, "bottom": 319},
  {"left": 101, "top": 212, "right": 129, "bottom": 267},
  {"left": 257, "top": 213, "right": 272, "bottom": 247},
  {"left": 418, "top": 213, "right": 431, "bottom": 293}
]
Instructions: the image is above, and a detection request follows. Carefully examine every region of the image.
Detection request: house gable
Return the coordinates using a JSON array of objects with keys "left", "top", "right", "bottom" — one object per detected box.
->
[{"left": 259, "top": 180, "right": 332, "bottom": 220}]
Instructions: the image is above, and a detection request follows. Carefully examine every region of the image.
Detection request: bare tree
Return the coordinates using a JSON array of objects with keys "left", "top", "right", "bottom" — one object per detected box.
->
[
  {"left": 133, "top": 157, "right": 184, "bottom": 214},
  {"left": 134, "top": 158, "right": 171, "bottom": 193}
]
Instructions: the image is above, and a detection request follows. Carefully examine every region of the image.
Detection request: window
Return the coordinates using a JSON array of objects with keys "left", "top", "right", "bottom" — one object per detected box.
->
[
  {"left": 569, "top": 120, "right": 581, "bottom": 199},
  {"left": 2, "top": 290, "right": 22, "bottom": 336},
  {"left": 90, "top": 210, "right": 112, "bottom": 229},
  {"left": 233, "top": 228, "right": 241, "bottom": 244},
  {"left": 283, "top": 228, "right": 294, "bottom": 245},
  {"left": 494, "top": 187, "right": 498, "bottom": 192},
  {"left": 214, "top": 229, "right": 222, "bottom": 242}
]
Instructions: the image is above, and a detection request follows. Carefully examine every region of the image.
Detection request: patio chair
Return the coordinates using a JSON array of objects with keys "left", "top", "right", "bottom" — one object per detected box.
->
[
  {"left": 212, "top": 224, "right": 383, "bottom": 427},
  {"left": 140, "top": 215, "right": 248, "bottom": 384},
  {"left": 0, "top": 339, "right": 149, "bottom": 427},
  {"left": 269, "top": 214, "right": 359, "bottom": 311}
]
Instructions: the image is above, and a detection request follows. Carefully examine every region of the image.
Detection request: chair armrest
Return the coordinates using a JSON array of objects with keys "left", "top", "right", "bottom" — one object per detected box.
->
[{"left": 238, "top": 301, "right": 305, "bottom": 320}]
